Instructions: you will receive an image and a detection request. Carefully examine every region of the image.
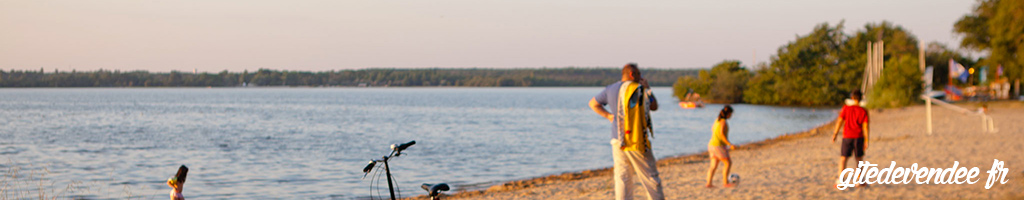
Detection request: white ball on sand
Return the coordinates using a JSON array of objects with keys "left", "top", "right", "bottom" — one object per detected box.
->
[{"left": 729, "top": 174, "right": 740, "bottom": 184}]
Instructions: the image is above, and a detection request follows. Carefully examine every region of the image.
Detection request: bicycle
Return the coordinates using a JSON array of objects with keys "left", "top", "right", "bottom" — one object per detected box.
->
[{"left": 361, "top": 140, "right": 450, "bottom": 200}]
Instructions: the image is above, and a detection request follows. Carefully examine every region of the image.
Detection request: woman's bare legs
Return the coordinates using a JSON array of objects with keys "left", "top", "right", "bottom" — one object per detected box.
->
[
  {"left": 706, "top": 158, "right": 720, "bottom": 187},
  {"left": 722, "top": 158, "right": 733, "bottom": 187}
]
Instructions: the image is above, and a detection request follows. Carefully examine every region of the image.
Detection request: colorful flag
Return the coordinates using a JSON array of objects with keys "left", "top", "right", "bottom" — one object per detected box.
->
[
  {"left": 949, "top": 59, "right": 965, "bottom": 78},
  {"left": 959, "top": 66, "right": 970, "bottom": 83}
]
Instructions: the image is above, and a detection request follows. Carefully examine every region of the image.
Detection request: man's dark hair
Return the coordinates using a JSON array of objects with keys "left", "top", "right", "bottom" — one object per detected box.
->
[
  {"left": 621, "top": 63, "right": 640, "bottom": 79},
  {"left": 851, "top": 90, "right": 863, "bottom": 101}
]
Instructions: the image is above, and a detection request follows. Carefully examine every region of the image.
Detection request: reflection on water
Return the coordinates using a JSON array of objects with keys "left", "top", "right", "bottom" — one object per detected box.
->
[{"left": 0, "top": 88, "right": 835, "bottom": 199}]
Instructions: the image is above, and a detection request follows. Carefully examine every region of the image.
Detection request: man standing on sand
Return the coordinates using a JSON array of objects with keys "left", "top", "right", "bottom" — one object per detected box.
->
[
  {"left": 589, "top": 63, "right": 664, "bottom": 200},
  {"left": 831, "top": 90, "right": 870, "bottom": 188}
]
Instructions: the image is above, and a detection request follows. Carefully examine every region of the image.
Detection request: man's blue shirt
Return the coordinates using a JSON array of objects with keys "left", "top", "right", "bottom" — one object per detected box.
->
[{"left": 594, "top": 81, "right": 657, "bottom": 140}]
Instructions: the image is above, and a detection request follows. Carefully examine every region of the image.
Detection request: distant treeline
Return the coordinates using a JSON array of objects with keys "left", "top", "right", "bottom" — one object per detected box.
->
[{"left": 0, "top": 68, "right": 697, "bottom": 87}]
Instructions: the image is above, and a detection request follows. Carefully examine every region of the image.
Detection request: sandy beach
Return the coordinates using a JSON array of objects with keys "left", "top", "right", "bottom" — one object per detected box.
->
[{"left": 414, "top": 102, "right": 1024, "bottom": 199}]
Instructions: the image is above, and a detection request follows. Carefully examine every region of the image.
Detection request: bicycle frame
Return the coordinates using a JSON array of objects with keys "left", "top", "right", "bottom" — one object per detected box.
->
[{"left": 362, "top": 141, "right": 415, "bottom": 200}]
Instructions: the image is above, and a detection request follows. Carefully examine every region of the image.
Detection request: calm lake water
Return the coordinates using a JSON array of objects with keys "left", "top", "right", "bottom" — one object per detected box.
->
[{"left": 0, "top": 87, "right": 835, "bottom": 199}]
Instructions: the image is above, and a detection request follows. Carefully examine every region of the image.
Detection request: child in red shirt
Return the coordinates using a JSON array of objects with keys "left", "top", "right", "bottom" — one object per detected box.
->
[{"left": 831, "top": 90, "right": 869, "bottom": 188}]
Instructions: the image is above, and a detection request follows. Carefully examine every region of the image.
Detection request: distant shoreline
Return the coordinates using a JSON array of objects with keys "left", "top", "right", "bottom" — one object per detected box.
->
[
  {"left": 0, "top": 85, "right": 654, "bottom": 88},
  {"left": 0, "top": 68, "right": 696, "bottom": 88}
]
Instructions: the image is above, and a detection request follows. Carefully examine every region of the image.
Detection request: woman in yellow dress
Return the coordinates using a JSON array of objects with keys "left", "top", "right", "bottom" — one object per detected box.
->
[{"left": 706, "top": 105, "right": 736, "bottom": 188}]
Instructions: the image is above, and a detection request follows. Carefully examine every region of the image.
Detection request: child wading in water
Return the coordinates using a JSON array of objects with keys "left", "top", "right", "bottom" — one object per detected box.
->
[
  {"left": 706, "top": 105, "right": 736, "bottom": 188},
  {"left": 167, "top": 165, "right": 188, "bottom": 200}
]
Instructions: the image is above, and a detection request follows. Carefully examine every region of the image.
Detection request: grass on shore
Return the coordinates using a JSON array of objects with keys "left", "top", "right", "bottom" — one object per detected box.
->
[{"left": 1, "top": 162, "right": 143, "bottom": 200}]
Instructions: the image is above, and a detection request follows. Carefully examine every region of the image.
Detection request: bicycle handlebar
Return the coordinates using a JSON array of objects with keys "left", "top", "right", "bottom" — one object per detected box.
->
[
  {"left": 392, "top": 141, "right": 416, "bottom": 152},
  {"left": 362, "top": 161, "right": 377, "bottom": 174}
]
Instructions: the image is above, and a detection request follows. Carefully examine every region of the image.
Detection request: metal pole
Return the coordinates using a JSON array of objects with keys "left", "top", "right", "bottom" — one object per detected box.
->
[
  {"left": 870, "top": 42, "right": 875, "bottom": 93},
  {"left": 863, "top": 42, "right": 873, "bottom": 92},
  {"left": 988, "top": 116, "right": 996, "bottom": 133},
  {"left": 920, "top": 45, "right": 926, "bottom": 91},
  {"left": 926, "top": 97, "right": 933, "bottom": 135},
  {"left": 384, "top": 157, "right": 396, "bottom": 200},
  {"left": 873, "top": 42, "right": 880, "bottom": 90},
  {"left": 878, "top": 41, "right": 884, "bottom": 79},
  {"left": 919, "top": 45, "right": 925, "bottom": 72},
  {"left": 872, "top": 42, "right": 880, "bottom": 88},
  {"left": 982, "top": 115, "right": 988, "bottom": 133},
  {"left": 870, "top": 42, "right": 880, "bottom": 95}
]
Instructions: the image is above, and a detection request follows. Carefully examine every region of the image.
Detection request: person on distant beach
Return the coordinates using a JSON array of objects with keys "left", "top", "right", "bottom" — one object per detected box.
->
[
  {"left": 705, "top": 105, "right": 736, "bottom": 188},
  {"left": 167, "top": 165, "right": 188, "bottom": 200},
  {"left": 588, "top": 63, "right": 664, "bottom": 200},
  {"left": 831, "top": 90, "right": 869, "bottom": 187}
]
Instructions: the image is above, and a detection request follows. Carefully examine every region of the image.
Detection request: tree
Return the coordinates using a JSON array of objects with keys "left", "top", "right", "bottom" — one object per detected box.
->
[
  {"left": 739, "top": 21, "right": 923, "bottom": 107},
  {"left": 672, "top": 60, "right": 748, "bottom": 103},
  {"left": 672, "top": 69, "right": 712, "bottom": 101},
  {"left": 168, "top": 71, "right": 182, "bottom": 86},
  {"left": 743, "top": 22, "right": 845, "bottom": 105},
  {"left": 743, "top": 63, "right": 779, "bottom": 104},
  {"left": 842, "top": 21, "right": 922, "bottom": 108},
  {"left": 955, "top": 0, "right": 1024, "bottom": 82},
  {"left": 707, "top": 60, "right": 749, "bottom": 103},
  {"left": 868, "top": 55, "right": 923, "bottom": 108}
]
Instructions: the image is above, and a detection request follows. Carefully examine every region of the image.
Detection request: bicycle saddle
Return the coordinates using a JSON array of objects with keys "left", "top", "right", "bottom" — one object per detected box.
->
[{"left": 420, "top": 183, "right": 450, "bottom": 196}]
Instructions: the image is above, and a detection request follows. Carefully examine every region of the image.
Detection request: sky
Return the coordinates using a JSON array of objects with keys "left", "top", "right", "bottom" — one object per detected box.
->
[{"left": 0, "top": 0, "right": 977, "bottom": 72}]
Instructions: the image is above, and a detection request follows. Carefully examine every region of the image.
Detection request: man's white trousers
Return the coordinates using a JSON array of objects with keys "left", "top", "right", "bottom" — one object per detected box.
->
[{"left": 611, "top": 139, "right": 664, "bottom": 200}]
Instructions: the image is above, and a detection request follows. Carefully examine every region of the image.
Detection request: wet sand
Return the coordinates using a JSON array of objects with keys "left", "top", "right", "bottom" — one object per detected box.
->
[{"left": 411, "top": 102, "right": 1024, "bottom": 199}]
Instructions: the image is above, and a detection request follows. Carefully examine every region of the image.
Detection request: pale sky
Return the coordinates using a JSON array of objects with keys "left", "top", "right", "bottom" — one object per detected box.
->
[{"left": 1, "top": 0, "right": 976, "bottom": 72}]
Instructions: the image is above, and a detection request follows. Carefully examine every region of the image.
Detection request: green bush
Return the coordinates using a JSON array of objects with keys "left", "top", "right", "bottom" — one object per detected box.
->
[
  {"left": 867, "top": 56, "right": 923, "bottom": 108},
  {"left": 672, "top": 60, "right": 748, "bottom": 103}
]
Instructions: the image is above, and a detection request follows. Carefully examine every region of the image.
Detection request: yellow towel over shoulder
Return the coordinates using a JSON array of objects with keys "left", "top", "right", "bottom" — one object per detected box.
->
[{"left": 618, "top": 81, "right": 653, "bottom": 152}]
